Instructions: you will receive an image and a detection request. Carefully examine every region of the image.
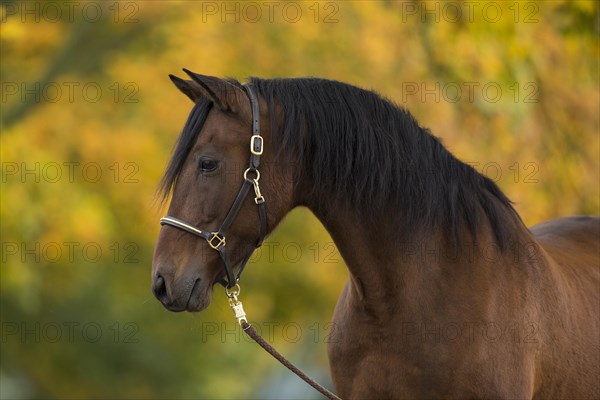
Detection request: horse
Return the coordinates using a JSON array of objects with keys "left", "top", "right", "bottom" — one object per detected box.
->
[{"left": 151, "top": 70, "right": 600, "bottom": 399}]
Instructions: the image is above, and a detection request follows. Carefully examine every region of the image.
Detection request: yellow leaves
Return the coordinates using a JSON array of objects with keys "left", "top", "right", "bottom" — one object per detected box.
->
[
  {"left": 0, "top": 15, "right": 27, "bottom": 40},
  {"left": 0, "top": 12, "right": 62, "bottom": 44},
  {"left": 65, "top": 193, "right": 113, "bottom": 243}
]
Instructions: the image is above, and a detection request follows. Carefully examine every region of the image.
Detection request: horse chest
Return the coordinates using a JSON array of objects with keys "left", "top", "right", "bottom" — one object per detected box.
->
[{"left": 326, "top": 283, "right": 538, "bottom": 398}]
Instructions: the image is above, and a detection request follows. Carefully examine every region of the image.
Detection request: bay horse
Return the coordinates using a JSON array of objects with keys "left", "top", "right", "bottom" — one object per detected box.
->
[{"left": 152, "top": 71, "right": 600, "bottom": 399}]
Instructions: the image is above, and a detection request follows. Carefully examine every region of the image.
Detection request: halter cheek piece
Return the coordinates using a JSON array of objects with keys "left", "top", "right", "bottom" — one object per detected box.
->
[{"left": 159, "top": 84, "right": 267, "bottom": 289}]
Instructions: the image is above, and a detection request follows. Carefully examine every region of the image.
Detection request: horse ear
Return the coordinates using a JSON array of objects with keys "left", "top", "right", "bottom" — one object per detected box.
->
[
  {"left": 182, "top": 69, "right": 244, "bottom": 112},
  {"left": 169, "top": 74, "right": 204, "bottom": 103}
]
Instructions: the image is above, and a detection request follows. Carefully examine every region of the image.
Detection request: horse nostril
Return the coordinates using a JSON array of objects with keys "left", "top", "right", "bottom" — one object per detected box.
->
[{"left": 152, "top": 274, "right": 168, "bottom": 300}]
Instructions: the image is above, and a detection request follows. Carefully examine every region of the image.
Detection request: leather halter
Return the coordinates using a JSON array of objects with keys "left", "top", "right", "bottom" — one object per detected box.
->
[{"left": 160, "top": 84, "right": 267, "bottom": 289}]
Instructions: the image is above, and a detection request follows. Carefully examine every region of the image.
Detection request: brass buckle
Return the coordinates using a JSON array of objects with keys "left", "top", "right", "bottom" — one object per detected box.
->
[
  {"left": 250, "top": 135, "right": 263, "bottom": 156},
  {"left": 208, "top": 232, "right": 226, "bottom": 250}
]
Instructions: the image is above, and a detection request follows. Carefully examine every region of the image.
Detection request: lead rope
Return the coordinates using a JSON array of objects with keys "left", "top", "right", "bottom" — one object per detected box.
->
[{"left": 225, "top": 285, "right": 342, "bottom": 400}]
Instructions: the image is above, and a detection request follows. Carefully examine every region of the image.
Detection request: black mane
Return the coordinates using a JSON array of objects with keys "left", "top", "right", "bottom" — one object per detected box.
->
[{"left": 161, "top": 77, "right": 520, "bottom": 248}]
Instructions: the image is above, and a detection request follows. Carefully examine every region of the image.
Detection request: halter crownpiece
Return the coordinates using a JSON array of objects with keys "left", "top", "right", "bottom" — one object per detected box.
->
[{"left": 159, "top": 83, "right": 267, "bottom": 288}]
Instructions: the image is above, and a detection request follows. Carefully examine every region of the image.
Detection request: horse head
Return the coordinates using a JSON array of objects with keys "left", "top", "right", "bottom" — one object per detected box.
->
[{"left": 152, "top": 71, "right": 294, "bottom": 312}]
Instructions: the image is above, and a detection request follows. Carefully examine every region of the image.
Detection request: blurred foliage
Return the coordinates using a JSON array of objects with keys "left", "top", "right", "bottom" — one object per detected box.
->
[{"left": 1, "top": 0, "right": 598, "bottom": 398}]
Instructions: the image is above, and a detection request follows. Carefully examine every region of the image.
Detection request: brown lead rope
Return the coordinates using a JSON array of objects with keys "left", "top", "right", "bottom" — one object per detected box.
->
[
  {"left": 241, "top": 322, "right": 342, "bottom": 400},
  {"left": 226, "top": 285, "right": 342, "bottom": 400}
]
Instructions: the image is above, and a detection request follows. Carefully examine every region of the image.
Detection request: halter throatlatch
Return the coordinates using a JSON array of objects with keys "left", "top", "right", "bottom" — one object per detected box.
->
[{"left": 160, "top": 84, "right": 267, "bottom": 289}]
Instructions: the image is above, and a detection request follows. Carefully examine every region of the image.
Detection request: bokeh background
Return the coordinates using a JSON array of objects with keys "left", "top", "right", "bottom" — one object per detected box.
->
[{"left": 1, "top": 1, "right": 598, "bottom": 398}]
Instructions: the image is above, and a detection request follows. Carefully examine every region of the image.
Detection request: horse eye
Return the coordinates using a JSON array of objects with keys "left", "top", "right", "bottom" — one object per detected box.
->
[{"left": 199, "top": 159, "right": 218, "bottom": 173}]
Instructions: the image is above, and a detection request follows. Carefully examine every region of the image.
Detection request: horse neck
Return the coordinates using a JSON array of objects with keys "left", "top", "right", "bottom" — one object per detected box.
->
[{"left": 308, "top": 198, "right": 531, "bottom": 320}]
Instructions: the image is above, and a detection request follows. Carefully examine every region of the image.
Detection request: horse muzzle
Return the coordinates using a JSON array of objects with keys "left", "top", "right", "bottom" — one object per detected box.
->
[{"left": 151, "top": 268, "right": 212, "bottom": 312}]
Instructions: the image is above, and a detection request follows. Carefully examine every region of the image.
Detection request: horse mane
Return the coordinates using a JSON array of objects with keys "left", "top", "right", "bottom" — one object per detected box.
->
[
  {"left": 249, "top": 77, "right": 521, "bottom": 248},
  {"left": 161, "top": 76, "right": 521, "bottom": 249}
]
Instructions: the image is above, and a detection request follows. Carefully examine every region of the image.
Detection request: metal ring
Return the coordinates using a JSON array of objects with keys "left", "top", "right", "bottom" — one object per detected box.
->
[
  {"left": 225, "top": 283, "right": 241, "bottom": 298},
  {"left": 243, "top": 168, "right": 260, "bottom": 181}
]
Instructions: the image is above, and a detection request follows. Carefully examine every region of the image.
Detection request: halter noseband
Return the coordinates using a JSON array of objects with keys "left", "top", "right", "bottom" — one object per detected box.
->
[{"left": 159, "top": 84, "right": 267, "bottom": 289}]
